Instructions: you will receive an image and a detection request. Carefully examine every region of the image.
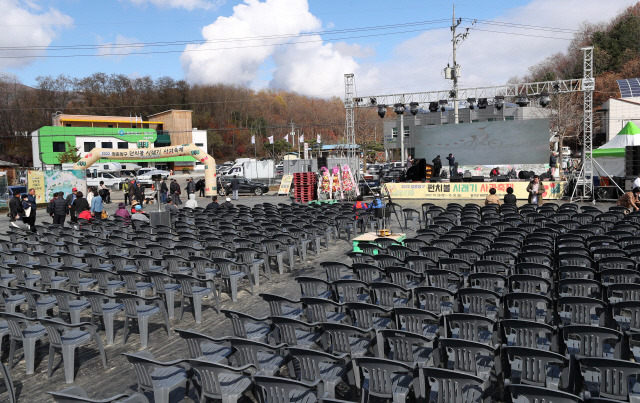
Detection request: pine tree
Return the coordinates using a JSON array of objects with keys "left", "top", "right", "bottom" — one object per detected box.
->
[{"left": 56, "top": 142, "right": 81, "bottom": 163}]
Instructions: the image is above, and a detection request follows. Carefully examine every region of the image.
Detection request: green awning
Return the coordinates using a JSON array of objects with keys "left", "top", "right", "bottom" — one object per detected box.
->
[
  {"left": 154, "top": 134, "right": 171, "bottom": 144},
  {"left": 591, "top": 147, "right": 625, "bottom": 157},
  {"left": 618, "top": 121, "right": 640, "bottom": 135}
]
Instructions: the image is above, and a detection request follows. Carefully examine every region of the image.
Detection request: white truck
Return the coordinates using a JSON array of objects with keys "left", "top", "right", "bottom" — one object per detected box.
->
[
  {"left": 63, "top": 162, "right": 125, "bottom": 188},
  {"left": 222, "top": 158, "right": 275, "bottom": 180}
]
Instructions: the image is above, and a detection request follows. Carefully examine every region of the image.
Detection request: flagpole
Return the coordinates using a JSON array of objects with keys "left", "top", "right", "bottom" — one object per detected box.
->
[{"left": 254, "top": 134, "right": 258, "bottom": 181}]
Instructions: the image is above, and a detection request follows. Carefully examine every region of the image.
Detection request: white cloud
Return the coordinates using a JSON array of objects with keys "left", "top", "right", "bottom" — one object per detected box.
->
[
  {"left": 182, "top": 0, "right": 379, "bottom": 97},
  {"left": 0, "top": 0, "right": 73, "bottom": 71},
  {"left": 96, "top": 34, "right": 145, "bottom": 59},
  {"left": 123, "top": 0, "right": 225, "bottom": 11}
]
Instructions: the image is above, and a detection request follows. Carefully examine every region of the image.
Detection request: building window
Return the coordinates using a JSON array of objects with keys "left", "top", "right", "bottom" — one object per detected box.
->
[
  {"left": 108, "top": 125, "right": 113, "bottom": 128},
  {"left": 404, "top": 126, "right": 410, "bottom": 136},
  {"left": 505, "top": 116, "right": 515, "bottom": 121},
  {"left": 84, "top": 142, "right": 96, "bottom": 152},
  {"left": 52, "top": 142, "right": 65, "bottom": 152},
  {"left": 65, "top": 124, "right": 71, "bottom": 127},
  {"left": 391, "top": 128, "right": 398, "bottom": 138},
  {"left": 118, "top": 142, "right": 128, "bottom": 149},
  {"left": 102, "top": 142, "right": 113, "bottom": 149}
]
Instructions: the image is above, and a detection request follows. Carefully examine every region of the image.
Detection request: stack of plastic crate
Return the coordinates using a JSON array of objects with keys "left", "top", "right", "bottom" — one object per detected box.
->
[{"left": 293, "top": 172, "right": 317, "bottom": 202}]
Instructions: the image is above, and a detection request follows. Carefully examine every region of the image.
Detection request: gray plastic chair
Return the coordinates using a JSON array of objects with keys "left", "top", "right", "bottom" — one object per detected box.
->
[
  {"left": 504, "top": 346, "right": 569, "bottom": 390},
  {"left": 0, "top": 362, "right": 15, "bottom": 403},
  {"left": 2, "top": 312, "right": 47, "bottom": 374},
  {"left": 252, "top": 375, "right": 318, "bottom": 403},
  {"left": 346, "top": 302, "right": 392, "bottom": 330},
  {"left": 40, "top": 318, "right": 107, "bottom": 383},
  {"left": 270, "top": 316, "right": 321, "bottom": 348},
  {"left": 296, "top": 277, "right": 333, "bottom": 299},
  {"left": 287, "top": 347, "right": 348, "bottom": 399},
  {"left": 212, "top": 258, "right": 253, "bottom": 302},
  {"left": 17, "top": 285, "right": 57, "bottom": 318},
  {"left": 578, "top": 357, "right": 640, "bottom": 401},
  {"left": 123, "top": 350, "right": 189, "bottom": 403},
  {"left": 48, "top": 386, "right": 149, "bottom": 402},
  {"left": 49, "top": 289, "right": 91, "bottom": 324},
  {"left": 116, "top": 293, "right": 170, "bottom": 349},
  {"left": 501, "top": 319, "right": 556, "bottom": 351},
  {"left": 221, "top": 309, "right": 271, "bottom": 342},
  {"left": 188, "top": 359, "right": 255, "bottom": 403},
  {"left": 377, "top": 329, "right": 434, "bottom": 367},
  {"left": 173, "top": 273, "right": 218, "bottom": 323},
  {"left": 562, "top": 325, "right": 622, "bottom": 358},
  {"left": 80, "top": 290, "right": 124, "bottom": 346},
  {"left": 229, "top": 337, "right": 288, "bottom": 376},
  {"left": 419, "top": 367, "right": 489, "bottom": 402},
  {"left": 260, "top": 293, "right": 304, "bottom": 319},
  {"left": 146, "top": 272, "right": 181, "bottom": 320},
  {"left": 301, "top": 297, "right": 346, "bottom": 324},
  {"left": 175, "top": 329, "right": 232, "bottom": 363},
  {"left": 353, "top": 357, "right": 414, "bottom": 403},
  {"left": 90, "top": 268, "right": 125, "bottom": 296},
  {"left": 509, "top": 384, "right": 583, "bottom": 403}
]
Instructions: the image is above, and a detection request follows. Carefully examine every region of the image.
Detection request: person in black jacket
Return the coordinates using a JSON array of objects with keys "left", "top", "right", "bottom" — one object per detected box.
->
[
  {"left": 72, "top": 191, "right": 90, "bottom": 216},
  {"left": 196, "top": 178, "right": 205, "bottom": 197},
  {"left": 504, "top": 187, "right": 517, "bottom": 205},
  {"left": 446, "top": 153, "right": 455, "bottom": 177},
  {"left": 170, "top": 179, "right": 182, "bottom": 205},
  {"left": 8, "top": 190, "right": 24, "bottom": 225},
  {"left": 230, "top": 175, "right": 240, "bottom": 200},
  {"left": 66, "top": 188, "right": 78, "bottom": 222},
  {"left": 160, "top": 179, "right": 168, "bottom": 204},
  {"left": 22, "top": 190, "right": 37, "bottom": 232},
  {"left": 52, "top": 192, "right": 69, "bottom": 225},
  {"left": 432, "top": 155, "right": 442, "bottom": 177},
  {"left": 206, "top": 196, "right": 219, "bottom": 212}
]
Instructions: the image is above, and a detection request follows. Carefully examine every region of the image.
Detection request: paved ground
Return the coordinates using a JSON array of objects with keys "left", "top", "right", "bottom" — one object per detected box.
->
[{"left": 0, "top": 192, "right": 610, "bottom": 402}]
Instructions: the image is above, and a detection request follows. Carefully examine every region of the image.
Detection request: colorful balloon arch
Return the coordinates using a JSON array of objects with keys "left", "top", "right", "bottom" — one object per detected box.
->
[{"left": 72, "top": 143, "right": 217, "bottom": 196}]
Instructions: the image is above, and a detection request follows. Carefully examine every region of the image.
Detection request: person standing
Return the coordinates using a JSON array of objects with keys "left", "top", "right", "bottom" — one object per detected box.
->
[
  {"left": 90, "top": 190, "right": 104, "bottom": 221},
  {"left": 23, "top": 189, "right": 37, "bottom": 232},
  {"left": 9, "top": 190, "right": 24, "bottom": 228},
  {"left": 185, "top": 177, "right": 195, "bottom": 197},
  {"left": 446, "top": 153, "right": 455, "bottom": 177},
  {"left": 52, "top": 192, "right": 69, "bottom": 226},
  {"left": 66, "top": 188, "right": 78, "bottom": 222},
  {"left": 128, "top": 180, "right": 137, "bottom": 205},
  {"left": 122, "top": 180, "right": 130, "bottom": 206},
  {"left": 230, "top": 175, "right": 240, "bottom": 201},
  {"left": 432, "top": 155, "right": 442, "bottom": 177},
  {"left": 526, "top": 175, "right": 544, "bottom": 206},
  {"left": 406, "top": 155, "right": 412, "bottom": 169},
  {"left": 170, "top": 179, "right": 182, "bottom": 205},
  {"left": 160, "top": 179, "right": 168, "bottom": 204},
  {"left": 196, "top": 178, "right": 205, "bottom": 197},
  {"left": 549, "top": 152, "right": 558, "bottom": 179}
]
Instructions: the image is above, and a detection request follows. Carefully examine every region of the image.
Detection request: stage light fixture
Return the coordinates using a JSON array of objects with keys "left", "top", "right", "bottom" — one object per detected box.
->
[
  {"left": 516, "top": 96, "right": 529, "bottom": 107},
  {"left": 539, "top": 91, "right": 551, "bottom": 107},
  {"left": 449, "top": 90, "right": 457, "bottom": 98},
  {"left": 494, "top": 96, "right": 504, "bottom": 110},
  {"left": 552, "top": 82, "right": 560, "bottom": 92},
  {"left": 477, "top": 98, "right": 488, "bottom": 109},
  {"left": 409, "top": 102, "right": 419, "bottom": 116},
  {"left": 377, "top": 105, "right": 387, "bottom": 118},
  {"left": 467, "top": 97, "right": 476, "bottom": 110},
  {"left": 393, "top": 103, "right": 405, "bottom": 115},
  {"left": 439, "top": 99, "right": 448, "bottom": 112},
  {"left": 428, "top": 102, "right": 439, "bottom": 112},
  {"left": 369, "top": 97, "right": 377, "bottom": 106},
  {"left": 354, "top": 97, "right": 363, "bottom": 105}
]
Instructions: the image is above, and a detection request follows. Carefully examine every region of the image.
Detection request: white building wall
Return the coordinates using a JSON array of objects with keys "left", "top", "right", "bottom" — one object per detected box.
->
[{"left": 605, "top": 99, "right": 640, "bottom": 141}]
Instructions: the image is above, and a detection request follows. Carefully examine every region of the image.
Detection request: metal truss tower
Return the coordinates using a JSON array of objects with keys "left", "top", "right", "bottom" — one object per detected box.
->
[
  {"left": 344, "top": 73, "right": 357, "bottom": 170},
  {"left": 574, "top": 46, "right": 595, "bottom": 202}
]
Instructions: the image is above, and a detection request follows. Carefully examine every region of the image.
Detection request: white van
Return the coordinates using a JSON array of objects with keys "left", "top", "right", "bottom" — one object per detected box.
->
[{"left": 86, "top": 171, "right": 124, "bottom": 188}]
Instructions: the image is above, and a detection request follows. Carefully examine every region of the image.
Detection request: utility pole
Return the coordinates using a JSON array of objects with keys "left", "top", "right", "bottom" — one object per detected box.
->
[{"left": 452, "top": 4, "right": 459, "bottom": 124}]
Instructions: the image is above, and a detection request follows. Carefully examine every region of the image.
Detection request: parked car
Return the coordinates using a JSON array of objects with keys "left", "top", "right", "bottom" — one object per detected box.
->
[
  {"left": 358, "top": 177, "right": 380, "bottom": 196},
  {"left": 381, "top": 168, "right": 406, "bottom": 183},
  {"left": 136, "top": 169, "right": 170, "bottom": 187},
  {"left": 217, "top": 177, "right": 269, "bottom": 196},
  {"left": 275, "top": 164, "right": 284, "bottom": 175}
]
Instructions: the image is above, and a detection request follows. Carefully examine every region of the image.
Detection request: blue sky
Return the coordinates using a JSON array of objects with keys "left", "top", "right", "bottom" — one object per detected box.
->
[{"left": 1, "top": 0, "right": 636, "bottom": 97}]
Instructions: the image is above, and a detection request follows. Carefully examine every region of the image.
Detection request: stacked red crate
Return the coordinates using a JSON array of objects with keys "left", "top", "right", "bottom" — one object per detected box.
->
[{"left": 293, "top": 172, "right": 317, "bottom": 202}]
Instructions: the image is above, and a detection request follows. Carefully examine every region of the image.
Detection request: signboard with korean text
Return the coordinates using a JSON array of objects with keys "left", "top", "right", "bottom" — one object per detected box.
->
[
  {"left": 278, "top": 175, "right": 293, "bottom": 195},
  {"left": 383, "top": 180, "right": 566, "bottom": 200}
]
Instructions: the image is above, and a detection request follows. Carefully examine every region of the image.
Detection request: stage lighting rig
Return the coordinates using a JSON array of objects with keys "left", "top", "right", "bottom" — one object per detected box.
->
[
  {"left": 428, "top": 102, "right": 439, "bottom": 112},
  {"left": 493, "top": 96, "right": 504, "bottom": 110},
  {"left": 369, "top": 97, "right": 377, "bottom": 106},
  {"left": 516, "top": 96, "right": 529, "bottom": 107},
  {"left": 477, "top": 98, "right": 488, "bottom": 109},
  {"left": 377, "top": 105, "right": 387, "bottom": 118},
  {"left": 393, "top": 103, "right": 405, "bottom": 115},
  {"left": 439, "top": 99, "right": 448, "bottom": 112},
  {"left": 467, "top": 97, "right": 476, "bottom": 110},
  {"left": 409, "top": 102, "right": 419, "bottom": 116}
]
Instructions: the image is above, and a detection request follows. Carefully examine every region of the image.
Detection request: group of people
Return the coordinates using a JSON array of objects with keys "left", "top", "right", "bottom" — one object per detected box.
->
[
  {"left": 430, "top": 153, "right": 457, "bottom": 178},
  {"left": 484, "top": 175, "right": 546, "bottom": 206}
]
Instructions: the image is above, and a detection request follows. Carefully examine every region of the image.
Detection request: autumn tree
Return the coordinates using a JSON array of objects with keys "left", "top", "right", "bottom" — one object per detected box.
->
[{"left": 56, "top": 142, "right": 81, "bottom": 163}]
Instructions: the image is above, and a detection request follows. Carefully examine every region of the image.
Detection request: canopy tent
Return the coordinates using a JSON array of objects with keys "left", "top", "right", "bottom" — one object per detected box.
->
[{"left": 591, "top": 121, "right": 640, "bottom": 177}]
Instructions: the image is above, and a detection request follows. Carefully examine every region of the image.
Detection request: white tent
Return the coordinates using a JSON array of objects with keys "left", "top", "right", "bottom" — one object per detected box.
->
[{"left": 592, "top": 121, "right": 640, "bottom": 177}]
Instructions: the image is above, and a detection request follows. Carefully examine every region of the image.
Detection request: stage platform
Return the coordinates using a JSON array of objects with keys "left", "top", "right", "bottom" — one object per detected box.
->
[{"left": 383, "top": 180, "right": 566, "bottom": 200}]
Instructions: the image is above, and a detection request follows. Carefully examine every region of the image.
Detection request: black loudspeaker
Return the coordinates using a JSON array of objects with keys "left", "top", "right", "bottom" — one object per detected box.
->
[
  {"left": 317, "top": 156, "right": 327, "bottom": 169},
  {"left": 494, "top": 176, "right": 508, "bottom": 182},
  {"left": 429, "top": 177, "right": 441, "bottom": 183},
  {"left": 519, "top": 170, "right": 532, "bottom": 180},
  {"left": 625, "top": 146, "right": 640, "bottom": 175},
  {"left": 471, "top": 176, "right": 485, "bottom": 182}
]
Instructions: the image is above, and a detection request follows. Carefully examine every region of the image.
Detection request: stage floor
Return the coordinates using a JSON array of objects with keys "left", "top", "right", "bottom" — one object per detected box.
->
[{"left": 383, "top": 180, "right": 566, "bottom": 200}]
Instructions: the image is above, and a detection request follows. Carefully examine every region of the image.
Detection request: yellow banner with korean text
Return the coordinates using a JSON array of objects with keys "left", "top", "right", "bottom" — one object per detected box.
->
[
  {"left": 27, "top": 170, "right": 46, "bottom": 203},
  {"left": 278, "top": 175, "right": 294, "bottom": 195},
  {"left": 383, "top": 181, "right": 566, "bottom": 200}
]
